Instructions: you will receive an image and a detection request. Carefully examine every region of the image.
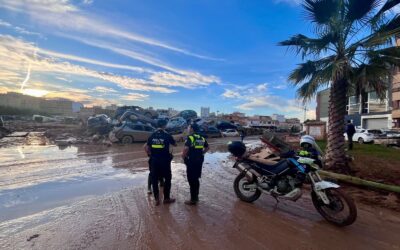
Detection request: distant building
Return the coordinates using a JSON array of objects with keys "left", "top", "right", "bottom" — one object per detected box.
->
[
  {"left": 0, "top": 92, "right": 41, "bottom": 111},
  {"left": 316, "top": 89, "right": 330, "bottom": 125},
  {"left": 201, "top": 107, "right": 210, "bottom": 118},
  {"left": 0, "top": 92, "right": 74, "bottom": 115},
  {"left": 44, "top": 99, "right": 74, "bottom": 115},
  {"left": 280, "top": 118, "right": 302, "bottom": 131},
  {"left": 222, "top": 112, "right": 247, "bottom": 125},
  {"left": 168, "top": 108, "right": 179, "bottom": 116},
  {"left": 316, "top": 87, "right": 393, "bottom": 130},
  {"left": 272, "top": 114, "right": 285, "bottom": 123},
  {"left": 247, "top": 115, "right": 278, "bottom": 128},
  {"left": 392, "top": 37, "right": 400, "bottom": 129}
]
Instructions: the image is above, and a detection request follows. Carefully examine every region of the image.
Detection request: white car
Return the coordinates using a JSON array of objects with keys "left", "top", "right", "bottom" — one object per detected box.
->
[
  {"left": 344, "top": 129, "right": 375, "bottom": 144},
  {"left": 222, "top": 129, "right": 239, "bottom": 137}
]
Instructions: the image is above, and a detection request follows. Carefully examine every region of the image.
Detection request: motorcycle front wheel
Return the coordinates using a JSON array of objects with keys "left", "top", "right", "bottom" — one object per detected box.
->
[
  {"left": 311, "top": 188, "right": 357, "bottom": 227},
  {"left": 233, "top": 172, "right": 261, "bottom": 203}
]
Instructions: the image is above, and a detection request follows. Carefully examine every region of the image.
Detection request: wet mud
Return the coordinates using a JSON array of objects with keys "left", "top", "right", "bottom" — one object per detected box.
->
[{"left": 1, "top": 137, "right": 400, "bottom": 249}]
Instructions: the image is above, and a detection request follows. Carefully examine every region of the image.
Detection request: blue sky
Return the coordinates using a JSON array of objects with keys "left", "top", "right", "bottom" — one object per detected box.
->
[{"left": 0, "top": 0, "right": 316, "bottom": 120}]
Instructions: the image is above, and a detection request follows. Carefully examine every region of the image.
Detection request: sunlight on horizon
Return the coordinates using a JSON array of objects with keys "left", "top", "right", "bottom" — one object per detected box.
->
[{"left": 21, "top": 88, "right": 49, "bottom": 98}]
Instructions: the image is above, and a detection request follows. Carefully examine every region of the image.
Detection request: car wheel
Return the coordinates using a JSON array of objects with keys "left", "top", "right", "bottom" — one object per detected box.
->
[
  {"left": 358, "top": 137, "right": 364, "bottom": 144},
  {"left": 121, "top": 135, "right": 134, "bottom": 144}
]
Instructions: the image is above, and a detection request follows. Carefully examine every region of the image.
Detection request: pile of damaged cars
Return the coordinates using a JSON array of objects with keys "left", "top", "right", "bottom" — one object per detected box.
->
[
  {"left": 103, "top": 107, "right": 240, "bottom": 144},
  {"left": 109, "top": 108, "right": 202, "bottom": 144}
]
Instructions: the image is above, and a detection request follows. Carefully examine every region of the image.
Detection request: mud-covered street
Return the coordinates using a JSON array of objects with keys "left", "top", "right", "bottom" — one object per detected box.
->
[{"left": 1, "top": 137, "right": 400, "bottom": 250}]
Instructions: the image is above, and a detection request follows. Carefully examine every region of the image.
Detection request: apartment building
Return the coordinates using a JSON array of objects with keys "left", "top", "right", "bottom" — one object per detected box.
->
[
  {"left": 392, "top": 37, "right": 400, "bottom": 129},
  {"left": 316, "top": 88, "right": 393, "bottom": 130}
]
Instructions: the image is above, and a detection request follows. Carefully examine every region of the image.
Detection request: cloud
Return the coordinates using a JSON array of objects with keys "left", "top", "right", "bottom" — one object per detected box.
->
[
  {"left": 37, "top": 45, "right": 149, "bottom": 73},
  {"left": 306, "top": 109, "right": 316, "bottom": 120},
  {"left": 93, "top": 86, "right": 117, "bottom": 93},
  {"left": 55, "top": 76, "right": 72, "bottom": 82},
  {"left": 0, "top": 0, "right": 78, "bottom": 13},
  {"left": 0, "top": 19, "right": 12, "bottom": 27},
  {"left": 0, "top": 0, "right": 220, "bottom": 60},
  {"left": 121, "top": 92, "right": 149, "bottom": 101},
  {"left": 256, "top": 83, "right": 268, "bottom": 91},
  {"left": 150, "top": 72, "right": 220, "bottom": 88},
  {"left": 0, "top": 19, "right": 43, "bottom": 37},
  {"left": 273, "top": 84, "right": 287, "bottom": 90},
  {"left": 0, "top": 35, "right": 176, "bottom": 93},
  {"left": 82, "top": 0, "right": 93, "bottom": 5},
  {"left": 222, "top": 89, "right": 243, "bottom": 99},
  {"left": 60, "top": 35, "right": 220, "bottom": 88},
  {"left": 222, "top": 83, "right": 304, "bottom": 116},
  {"left": 274, "top": 0, "right": 302, "bottom": 6}
]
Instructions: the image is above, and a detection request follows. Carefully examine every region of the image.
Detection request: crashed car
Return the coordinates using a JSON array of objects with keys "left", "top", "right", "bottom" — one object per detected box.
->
[
  {"left": 175, "top": 110, "right": 197, "bottom": 122},
  {"left": 87, "top": 114, "right": 113, "bottom": 135},
  {"left": 118, "top": 110, "right": 157, "bottom": 127},
  {"left": 109, "top": 122, "right": 155, "bottom": 144},
  {"left": 216, "top": 120, "right": 237, "bottom": 131},
  {"left": 115, "top": 106, "right": 158, "bottom": 119},
  {"left": 198, "top": 126, "right": 222, "bottom": 138},
  {"left": 166, "top": 117, "right": 187, "bottom": 134}
]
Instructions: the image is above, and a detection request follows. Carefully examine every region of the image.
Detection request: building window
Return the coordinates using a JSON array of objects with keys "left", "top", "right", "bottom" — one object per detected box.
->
[
  {"left": 347, "top": 96, "right": 360, "bottom": 115},
  {"left": 368, "top": 91, "right": 388, "bottom": 113},
  {"left": 394, "top": 100, "right": 400, "bottom": 110}
]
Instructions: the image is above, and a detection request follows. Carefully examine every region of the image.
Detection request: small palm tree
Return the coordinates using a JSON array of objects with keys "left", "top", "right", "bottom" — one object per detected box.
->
[{"left": 280, "top": 0, "right": 400, "bottom": 170}]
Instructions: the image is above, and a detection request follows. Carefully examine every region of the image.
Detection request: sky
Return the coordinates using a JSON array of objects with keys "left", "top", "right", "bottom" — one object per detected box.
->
[{"left": 0, "top": 0, "right": 317, "bottom": 120}]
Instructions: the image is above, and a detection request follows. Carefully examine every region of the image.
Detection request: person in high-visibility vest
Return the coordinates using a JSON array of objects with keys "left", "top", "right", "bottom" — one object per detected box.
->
[
  {"left": 145, "top": 119, "right": 177, "bottom": 206},
  {"left": 182, "top": 123, "right": 209, "bottom": 205}
]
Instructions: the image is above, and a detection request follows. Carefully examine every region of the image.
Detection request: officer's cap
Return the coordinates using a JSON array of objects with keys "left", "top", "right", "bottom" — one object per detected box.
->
[
  {"left": 157, "top": 119, "right": 168, "bottom": 128},
  {"left": 191, "top": 123, "right": 200, "bottom": 132}
]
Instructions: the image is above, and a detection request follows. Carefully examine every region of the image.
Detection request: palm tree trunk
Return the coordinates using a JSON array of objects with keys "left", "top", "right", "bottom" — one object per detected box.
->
[{"left": 325, "top": 78, "right": 348, "bottom": 171}]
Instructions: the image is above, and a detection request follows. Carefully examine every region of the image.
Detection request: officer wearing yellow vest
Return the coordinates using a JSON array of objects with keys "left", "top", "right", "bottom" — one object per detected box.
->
[
  {"left": 182, "top": 123, "right": 209, "bottom": 205},
  {"left": 145, "top": 119, "right": 177, "bottom": 206}
]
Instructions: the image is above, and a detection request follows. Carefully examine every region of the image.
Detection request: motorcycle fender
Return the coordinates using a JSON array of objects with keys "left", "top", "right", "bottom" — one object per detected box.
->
[
  {"left": 234, "top": 162, "right": 255, "bottom": 182},
  {"left": 314, "top": 181, "right": 340, "bottom": 205},
  {"left": 314, "top": 181, "right": 340, "bottom": 191}
]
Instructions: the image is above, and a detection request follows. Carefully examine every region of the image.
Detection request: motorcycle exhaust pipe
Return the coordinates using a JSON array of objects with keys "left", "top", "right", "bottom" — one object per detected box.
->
[{"left": 234, "top": 162, "right": 261, "bottom": 182}]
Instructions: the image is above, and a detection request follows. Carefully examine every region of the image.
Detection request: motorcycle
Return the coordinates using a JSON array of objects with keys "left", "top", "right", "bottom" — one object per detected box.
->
[{"left": 230, "top": 141, "right": 357, "bottom": 227}]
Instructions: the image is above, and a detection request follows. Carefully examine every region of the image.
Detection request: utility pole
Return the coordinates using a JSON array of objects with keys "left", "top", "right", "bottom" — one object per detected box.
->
[{"left": 303, "top": 106, "right": 308, "bottom": 122}]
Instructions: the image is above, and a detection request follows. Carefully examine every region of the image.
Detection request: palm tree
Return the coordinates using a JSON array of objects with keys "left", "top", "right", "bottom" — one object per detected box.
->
[{"left": 280, "top": 0, "right": 400, "bottom": 170}]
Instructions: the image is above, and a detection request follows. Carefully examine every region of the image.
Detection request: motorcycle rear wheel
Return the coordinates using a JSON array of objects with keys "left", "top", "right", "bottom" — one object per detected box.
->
[
  {"left": 311, "top": 188, "right": 357, "bottom": 227},
  {"left": 233, "top": 172, "right": 261, "bottom": 203}
]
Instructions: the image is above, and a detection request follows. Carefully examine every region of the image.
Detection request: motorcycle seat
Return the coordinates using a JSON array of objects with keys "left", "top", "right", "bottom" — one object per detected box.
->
[{"left": 245, "top": 157, "right": 290, "bottom": 175}]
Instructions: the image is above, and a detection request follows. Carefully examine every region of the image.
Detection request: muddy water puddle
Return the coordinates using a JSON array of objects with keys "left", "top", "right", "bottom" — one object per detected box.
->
[
  {"left": 0, "top": 136, "right": 239, "bottom": 222},
  {"left": 0, "top": 144, "right": 150, "bottom": 221}
]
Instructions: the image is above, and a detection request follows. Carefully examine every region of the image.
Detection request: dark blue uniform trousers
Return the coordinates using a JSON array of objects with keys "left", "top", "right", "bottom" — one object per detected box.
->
[
  {"left": 185, "top": 160, "right": 203, "bottom": 201},
  {"left": 150, "top": 157, "right": 172, "bottom": 200}
]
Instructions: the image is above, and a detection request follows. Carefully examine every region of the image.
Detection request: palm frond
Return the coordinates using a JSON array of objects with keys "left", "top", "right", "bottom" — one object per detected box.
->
[
  {"left": 358, "top": 14, "right": 400, "bottom": 47},
  {"left": 349, "top": 63, "right": 390, "bottom": 100},
  {"left": 279, "top": 33, "right": 337, "bottom": 58},
  {"left": 371, "top": 0, "right": 400, "bottom": 28},
  {"left": 288, "top": 56, "right": 335, "bottom": 84},
  {"left": 345, "top": 0, "right": 380, "bottom": 23},
  {"left": 296, "top": 69, "right": 331, "bottom": 101},
  {"left": 303, "top": 0, "right": 339, "bottom": 25}
]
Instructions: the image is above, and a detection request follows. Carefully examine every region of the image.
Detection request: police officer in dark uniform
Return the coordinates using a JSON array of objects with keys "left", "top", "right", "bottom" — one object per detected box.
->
[
  {"left": 182, "top": 123, "right": 209, "bottom": 205},
  {"left": 145, "top": 119, "right": 177, "bottom": 206}
]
